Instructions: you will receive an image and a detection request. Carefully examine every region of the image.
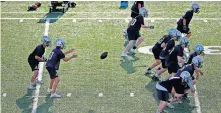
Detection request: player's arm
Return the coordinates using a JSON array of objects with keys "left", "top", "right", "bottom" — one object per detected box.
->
[
  {"left": 35, "top": 55, "right": 46, "bottom": 62},
  {"left": 194, "top": 66, "right": 201, "bottom": 80},
  {"left": 161, "top": 43, "right": 166, "bottom": 48},
  {"left": 63, "top": 52, "right": 77, "bottom": 62},
  {"left": 138, "top": 3, "right": 142, "bottom": 9},
  {"left": 177, "top": 56, "right": 185, "bottom": 63},
  {"left": 35, "top": 48, "right": 46, "bottom": 62},
  {"left": 63, "top": 48, "right": 74, "bottom": 55}
]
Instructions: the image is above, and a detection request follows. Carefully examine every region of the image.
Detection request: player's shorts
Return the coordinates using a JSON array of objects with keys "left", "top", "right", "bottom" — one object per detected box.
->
[
  {"left": 131, "top": 11, "right": 139, "bottom": 18},
  {"left": 156, "top": 89, "right": 169, "bottom": 101},
  {"left": 177, "top": 24, "right": 191, "bottom": 34},
  {"left": 28, "top": 60, "right": 39, "bottom": 71},
  {"left": 46, "top": 67, "right": 58, "bottom": 79},
  {"left": 152, "top": 46, "right": 162, "bottom": 60},
  {"left": 168, "top": 62, "right": 180, "bottom": 74},
  {"left": 160, "top": 59, "right": 168, "bottom": 68},
  {"left": 127, "top": 29, "right": 141, "bottom": 40}
]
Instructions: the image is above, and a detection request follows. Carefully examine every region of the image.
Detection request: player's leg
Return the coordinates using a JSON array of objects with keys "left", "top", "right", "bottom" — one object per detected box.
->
[
  {"left": 152, "top": 59, "right": 167, "bottom": 81},
  {"left": 156, "top": 89, "right": 169, "bottom": 112},
  {"left": 145, "top": 47, "right": 161, "bottom": 74},
  {"left": 28, "top": 61, "right": 39, "bottom": 89},
  {"left": 122, "top": 30, "right": 136, "bottom": 56}
]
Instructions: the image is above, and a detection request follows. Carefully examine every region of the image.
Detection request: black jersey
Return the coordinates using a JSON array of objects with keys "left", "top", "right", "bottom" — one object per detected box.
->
[
  {"left": 154, "top": 35, "right": 172, "bottom": 49},
  {"left": 176, "top": 64, "right": 195, "bottom": 77},
  {"left": 46, "top": 48, "right": 65, "bottom": 70},
  {"left": 159, "top": 39, "right": 175, "bottom": 59},
  {"left": 128, "top": 15, "right": 144, "bottom": 31},
  {"left": 177, "top": 10, "right": 194, "bottom": 26},
  {"left": 187, "top": 52, "right": 197, "bottom": 64},
  {"left": 159, "top": 77, "right": 185, "bottom": 94},
  {"left": 28, "top": 44, "right": 45, "bottom": 64},
  {"left": 168, "top": 45, "right": 184, "bottom": 62}
]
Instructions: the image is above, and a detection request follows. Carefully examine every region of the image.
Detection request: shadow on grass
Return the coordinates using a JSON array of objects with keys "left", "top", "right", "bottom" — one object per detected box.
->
[
  {"left": 38, "top": 11, "right": 64, "bottom": 23},
  {"left": 36, "top": 95, "right": 54, "bottom": 113},
  {"left": 120, "top": 57, "right": 135, "bottom": 74},
  {"left": 16, "top": 89, "right": 34, "bottom": 113}
]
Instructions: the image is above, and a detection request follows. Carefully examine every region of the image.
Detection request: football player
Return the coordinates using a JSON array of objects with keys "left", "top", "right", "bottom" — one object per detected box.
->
[
  {"left": 145, "top": 28, "right": 180, "bottom": 75},
  {"left": 166, "top": 37, "right": 189, "bottom": 78},
  {"left": 156, "top": 71, "right": 193, "bottom": 113},
  {"left": 121, "top": 7, "right": 150, "bottom": 57},
  {"left": 186, "top": 44, "right": 204, "bottom": 64},
  {"left": 152, "top": 29, "right": 181, "bottom": 81},
  {"left": 46, "top": 38, "right": 77, "bottom": 98},
  {"left": 175, "top": 56, "right": 204, "bottom": 99},
  {"left": 27, "top": 36, "right": 51, "bottom": 90},
  {"left": 128, "top": 1, "right": 144, "bottom": 28},
  {"left": 177, "top": 3, "right": 200, "bottom": 38}
]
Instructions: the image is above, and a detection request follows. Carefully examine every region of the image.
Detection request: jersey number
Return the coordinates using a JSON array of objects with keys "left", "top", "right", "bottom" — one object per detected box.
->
[
  {"left": 131, "top": 19, "right": 137, "bottom": 26},
  {"left": 169, "top": 48, "right": 175, "bottom": 55},
  {"left": 48, "top": 52, "right": 54, "bottom": 60}
]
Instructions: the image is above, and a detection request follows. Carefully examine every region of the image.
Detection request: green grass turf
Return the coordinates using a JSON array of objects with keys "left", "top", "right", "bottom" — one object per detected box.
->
[{"left": 1, "top": 1, "right": 221, "bottom": 113}]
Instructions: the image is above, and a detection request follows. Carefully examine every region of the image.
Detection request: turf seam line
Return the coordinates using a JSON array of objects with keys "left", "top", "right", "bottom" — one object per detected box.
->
[
  {"left": 1, "top": 18, "right": 221, "bottom": 20},
  {"left": 31, "top": 19, "right": 50, "bottom": 113}
]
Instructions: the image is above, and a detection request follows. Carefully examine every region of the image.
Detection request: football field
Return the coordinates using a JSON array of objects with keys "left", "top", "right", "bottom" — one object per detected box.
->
[{"left": 1, "top": 1, "right": 221, "bottom": 113}]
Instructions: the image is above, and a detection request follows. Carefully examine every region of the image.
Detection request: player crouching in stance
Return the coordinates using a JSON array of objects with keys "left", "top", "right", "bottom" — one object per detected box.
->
[
  {"left": 27, "top": 36, "right": 51, "bottom": 90},
  {"left": 175, "top": 56, "right": 204, "bottom": 99},
  {"left": 46, "top": 38, "right": 77, "bottom": 98},
  {"left": 121, "top": 7, "right": 150, "bottom": 57},
  {"left": 145, "top": 28, "right": 180, "bottom": 75},
  {"left": 151, "top": 29, "right": 181, "bottom": 81},
  {"left": 177, "top": 3, "right": 200, "bottom": 38},
  {"left": 186, "top": 44, "right": 204, "bottom": 65},
  {"left": 156, "top": 71, "right": 193, "bottom": 113}
]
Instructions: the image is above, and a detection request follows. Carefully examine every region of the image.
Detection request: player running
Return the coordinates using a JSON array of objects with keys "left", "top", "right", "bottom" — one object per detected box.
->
[
  {"left": 27, "top": 36, "right": 51, "bottom": 90},
  {"left": 46, "top": 38, "right": 77, "bottom": 98},
  {"left": 121, "top": 7, "right": 151, "bottom": 57},
  {"left": 177, "top": 3, "right": 200, "bottom": 38}
]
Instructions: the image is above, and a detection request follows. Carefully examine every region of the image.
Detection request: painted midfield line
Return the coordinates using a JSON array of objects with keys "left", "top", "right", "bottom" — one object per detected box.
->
[{"left": 31, "top": 19, "right": 50, "bottom": 113}]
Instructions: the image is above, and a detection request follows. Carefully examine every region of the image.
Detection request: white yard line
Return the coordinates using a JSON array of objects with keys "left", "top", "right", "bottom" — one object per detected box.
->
[
  {"left": 184, "top": 48, "right": 202, "bottom": 113},
  {"left": 31, "top": 19, "right": 50, "bottom": 113},
  {"left": 1, "top": 17, "right": 221, "bottom": 20}
]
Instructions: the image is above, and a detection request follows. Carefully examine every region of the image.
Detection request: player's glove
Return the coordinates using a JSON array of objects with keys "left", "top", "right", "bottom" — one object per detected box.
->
[
  {"left": 148, "top": 26, "right": 154, "bottom": 29},
  {"left": 42, "top": 56, "right": 47, "bottom": 62},
  {"left": 183, "top": 25, "right": 187, "bottom": 31}
]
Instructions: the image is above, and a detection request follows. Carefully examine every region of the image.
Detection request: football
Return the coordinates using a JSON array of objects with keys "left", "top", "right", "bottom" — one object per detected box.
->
[{"left": 100, "top": 52, "right": 108, "bottom": 59}]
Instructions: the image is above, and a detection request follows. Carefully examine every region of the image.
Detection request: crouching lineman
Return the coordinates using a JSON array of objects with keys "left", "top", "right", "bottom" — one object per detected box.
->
[
  {"left": 166, "top": 37, "right": 190, "bottom": 78},
  {"left": 186, "top": 44, "right": 204, "bottom": 64},
  {"left": 151, "top": 29, "right": 181, "bottom": 81},
  {"left": 27, "top": 36, "right": 51, "bottom": 90},
  {"left": 121, "top": 7, "right": 150, "bottom": 57},
  {"left": 156, "top": 71, "right": 193, "bottom": 113},
  {"left": 175, "top": 56, "right": 204, "bottom": 99},
  {"left": 46, "top": 38, "right": 78, "bottom": 98},
  {"left": 145, "top": 28, "right": 180, "bottom": 75},
  {"left": 177, "top": 3, "right": 200, "bottom": 38}
]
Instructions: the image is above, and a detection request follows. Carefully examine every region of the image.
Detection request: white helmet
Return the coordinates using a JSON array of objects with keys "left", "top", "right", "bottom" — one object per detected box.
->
[
  {"left": 192, "top": 56, "right": 203, "bottom": 68},
  {"left": 139, "top": 7, "right": 148, "bottom": 17},
  {"left": 192, "top": 3, "right": 200, "bottom": 13},
  {"left": 41, "top": 36, "right": 51, "bottom": 47},
  {"left": 56, "top": 38, "right": 65, "bottom": 49}
]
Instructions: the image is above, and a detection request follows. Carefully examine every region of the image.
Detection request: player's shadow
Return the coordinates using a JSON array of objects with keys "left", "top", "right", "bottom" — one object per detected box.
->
[
  {"left": 16, "top": 89, "right": 34, "bottom": 113},
  {"left": 120, "top": 57, "right": 135, "bottom": 74},
  {"left": 36, "top": 96, "right": 54, "bottom": 113},
  {"left": 145, "top": 80, "right": 159, "bottom": 103},
  {"left": 38, "top": 12, "right": 64, "bottom": 23}
]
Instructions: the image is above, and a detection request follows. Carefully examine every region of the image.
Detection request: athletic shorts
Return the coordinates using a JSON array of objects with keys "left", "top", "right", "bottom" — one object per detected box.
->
[
  {"left": 156, "top": 89, "right": 169, "bottom": 101},
  {"left": 160, "top": 59, "right": 168, "bottom": 68},
  {"left": 168, "top": 62, "right": 180, "bottom": 74},
  {"left": 152, "top": 46, "right": 161, "bottom": 60},
  {"left": 28, "top": 60, "right": 39, "bottom": 71},
  {"left": 127, "top": 29, "right": 141, "bottom": 40},
  {"left": 46, "top": 67, "right": 58, "bottom": 79},
  {"left": 177, "top": 24, "right": 191, "bottom": 34}
]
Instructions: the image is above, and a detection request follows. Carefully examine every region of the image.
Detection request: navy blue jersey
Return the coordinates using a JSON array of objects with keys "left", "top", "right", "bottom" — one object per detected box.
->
[
  {"left": 175, "top": 64, "right": 194, "bottom": 77},
  {"left": 28, "top": 44, "right": 45, "bottom": 64},
  {"left": 46, "top": 48, "right": 65, "bottom": 70},
  {"left": 168, "top": 45, "right": 184, "bottom": 62},
  {"left": 131, "top": 1, "right": 144, "bottom": 14},
  {"left": 159, "top": 77, "right": 185, "bottom": 94},
  {"left": 187, "top": 52, "right": 197, "bottom": 64},
  {"left": 128, "top": 15, "right": 144, "bottom": 31},
  {"left": 159, "top": 39, "right": 175, "bottom": 59},
  {"left": 154, "top": 35, "right": 172, "bottom": 49},
  {"left": 177, "top": 10, "right": 194, "bottom": 26}
]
